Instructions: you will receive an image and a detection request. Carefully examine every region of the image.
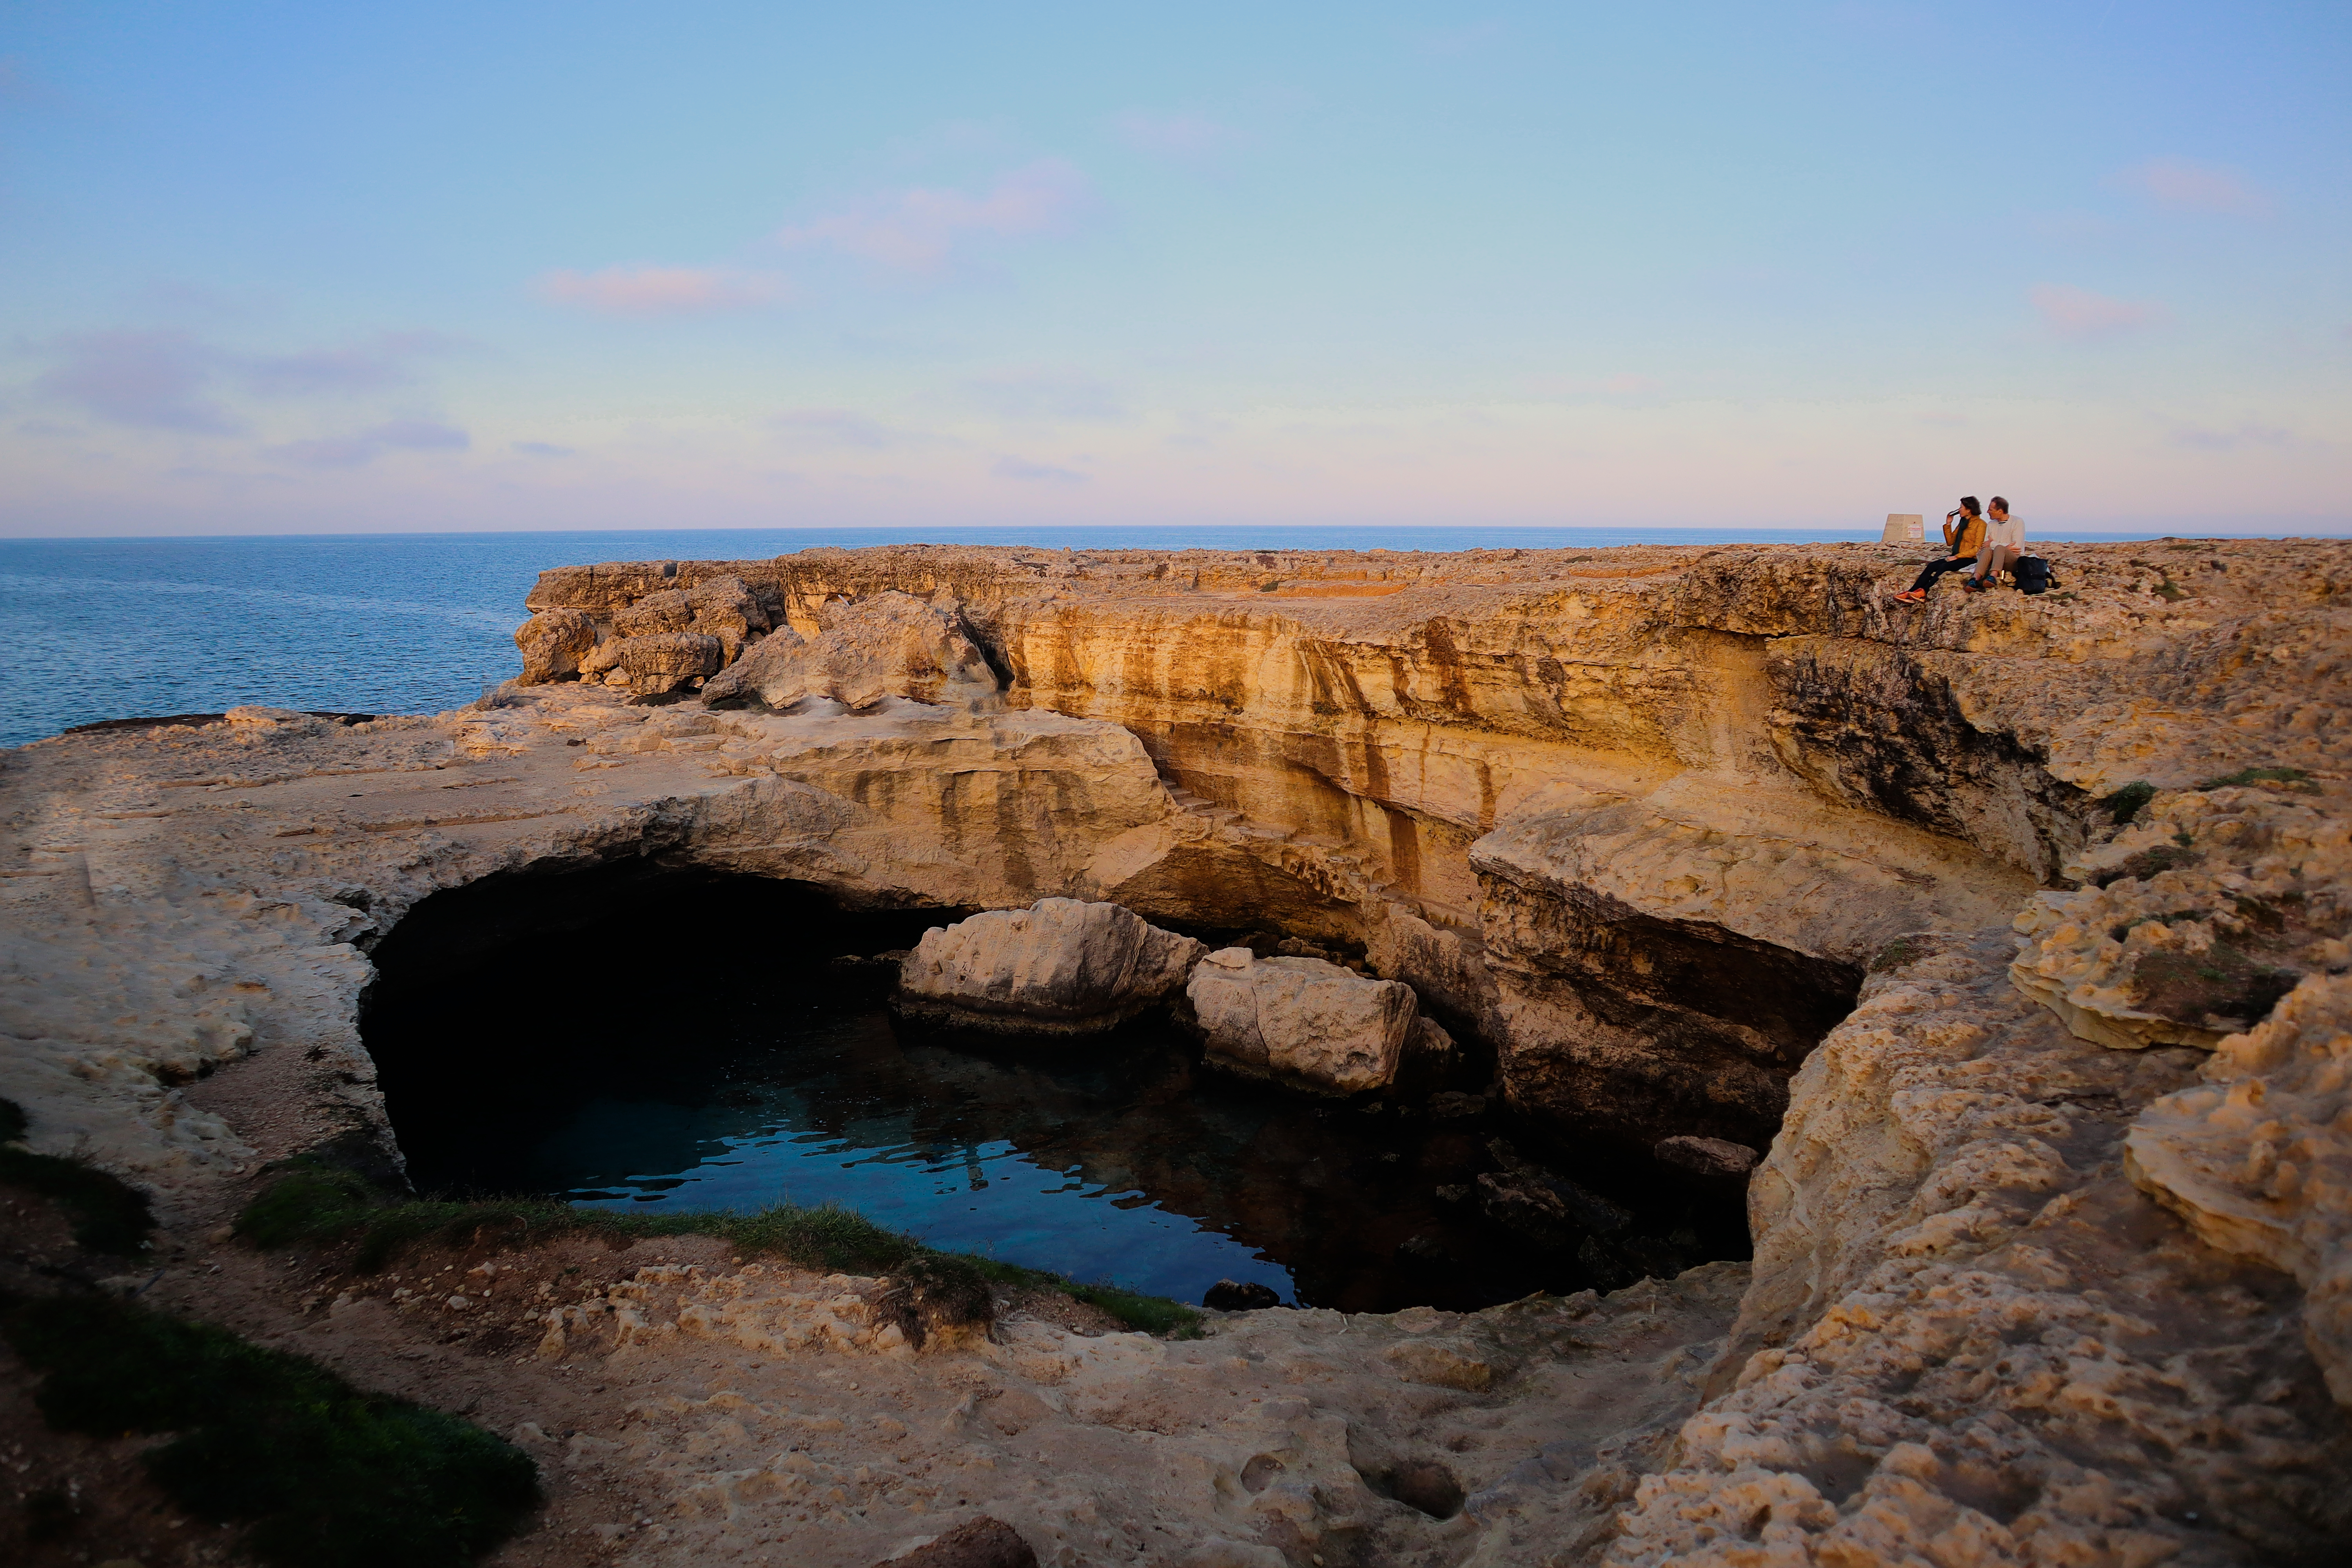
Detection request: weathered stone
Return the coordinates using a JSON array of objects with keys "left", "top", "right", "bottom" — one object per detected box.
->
[
  {"left": 1203, "top": 1279, "right": 1283, "bottom": 1310},
  {"left": 895, "top": 898, "right": 1203, "bottom": 1036},
  {"left": 873, "top": 1516, "right": 1037, "bottom": 1568},
  {"left": 578, "top": 631, "right": 723, "bottom": 695},
  {"left": 1476, "top": 1169, "right": 1633, "bottom": 1246},
  {"left": 1653, "top": 1135, "right": 1760, "bottom": 1178},
  {"left": 703, "top": 590, "right": 998, "bottom": 712},
  {"left": 514, "top": 606, "right": 599, "bottom": 683},
  {"left": 1184, "top": 948, "right": 1416, "bottom": 1095},
  {"left": 1385, "top": 1338, "right": 1497, "bottom": 1392},
  {"left": 610, "top": 573, "right": 771, "bottom": 661}
]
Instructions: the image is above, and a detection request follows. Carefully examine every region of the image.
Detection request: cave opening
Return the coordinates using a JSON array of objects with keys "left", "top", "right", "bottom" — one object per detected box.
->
[{"left": 363, "top": 860, "right": 1750, "bottom": 1313}]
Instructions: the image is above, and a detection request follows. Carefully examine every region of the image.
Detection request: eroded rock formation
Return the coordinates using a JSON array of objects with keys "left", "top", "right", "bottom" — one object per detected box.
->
[
  {"left": 1184, "top": 948, "right": 1417, "bottom": 1095},
  {"left": 896, "top": 899, "right": 1205, "bottom": 1036},
  {"left": 4, "top": 537, "right": 2350, "bottom": 1564}
]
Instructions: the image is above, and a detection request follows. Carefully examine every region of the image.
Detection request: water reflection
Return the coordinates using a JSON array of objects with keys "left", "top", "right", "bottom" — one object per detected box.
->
[{"left": 366, "top": 871, "right": 1744, "bottom": 1313}]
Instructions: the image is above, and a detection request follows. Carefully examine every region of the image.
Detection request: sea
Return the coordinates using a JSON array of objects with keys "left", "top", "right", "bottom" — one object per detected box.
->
[{"left": 0, "top": 522, "right": 2272, "bottom": 750}]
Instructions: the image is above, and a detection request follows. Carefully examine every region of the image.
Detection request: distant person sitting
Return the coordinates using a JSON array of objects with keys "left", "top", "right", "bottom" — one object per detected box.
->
[
  {"left": 1891, "top": 497, "right": 1985, "bottom": 603},
  {"left": 1965, "top": 497, "right": 2025, "bottom": 589}
]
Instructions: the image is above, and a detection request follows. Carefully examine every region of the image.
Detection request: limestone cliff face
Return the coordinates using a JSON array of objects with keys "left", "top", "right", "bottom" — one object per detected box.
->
[
  {"left": 522, "top": 539, "right": 2341, "bottom": 1152},
  {"left": 9, "top": 537, "right": 2352, "bottom": 1566}
]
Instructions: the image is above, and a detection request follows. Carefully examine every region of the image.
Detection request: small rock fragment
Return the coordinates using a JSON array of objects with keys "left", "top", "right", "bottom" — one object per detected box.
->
[
  {"left": 1653, "top": 1134, "right": 1761, "bottom": 1178},
  {"left": 1203, "top": 1278, "right": 1283, "bottom": 1310},
  {"left": 874, "top": 1515, "right": 1038, "bottom": 1568}
]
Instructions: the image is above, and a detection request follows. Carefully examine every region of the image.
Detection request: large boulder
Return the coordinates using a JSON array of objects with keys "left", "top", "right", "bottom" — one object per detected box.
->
[
  {"left": 514, "top": 606, "right": 599, "bottom": 683},
  {"left": 703, "top": 591, "right": 999, "bottom": 712},
  {"left": 895, "top": 898, "right": 1205, "bottom": 1036},
  {"left": 578, "top": 632, "right": 724, "bottom": 695},
  {"left": 1184, "top": 948, "right": 1417, "bottom": 1094},
  {"left": 611, "top": 574, "right": 772, "bottom": 661}
]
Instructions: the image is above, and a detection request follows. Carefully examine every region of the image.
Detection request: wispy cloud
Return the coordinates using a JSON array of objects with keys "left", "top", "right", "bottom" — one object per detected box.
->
[
  {"left": 2029, "top": 283, "right": 2169, "bottom": 340},
  {"left": 535, "top": 265, "right": 789, "bottom": 315},
  {"left": 777, "top": 160, "right": 1091, "bottom": 273},
  {"left": 771, "top": 408, "right": 937, "bottom": 449},
  {"left": 34, "top": 330, "right": 241, "bottom": 434},
  {"left": 2122, "top": 157, "right": 2273, "bottom": 218},
  {"left": 992, "top": 454, "right": 1086, "bottom": 483},
  {"left": 961, "top": 368, "right": 1125, "bottom": 422},
  {"left": 2168, "top": 423, "right": 2290, "bottom": 452},
  {"left": 29, "top": 328, "right": 464, "bottom": 433},
  {"left": 1112, "top": 111, "right": 1244, "bottom": 158},
  {"left": 269, "top": 419, "right": 469, "bottom": 470},
  {"left": 242, "top": 332, "right": 461, "bottom": 396},
  {"left": 512, "top": 440, "right": 574, "bottom": 457}
]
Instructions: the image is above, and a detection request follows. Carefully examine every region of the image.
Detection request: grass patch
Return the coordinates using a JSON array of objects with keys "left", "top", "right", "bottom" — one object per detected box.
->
[
  {"left": 963, "top": 1256, "right": 1203, "bottom": 1338},
  {"left": 0, "top": 1292, "right": 537, "bottom": 1568},
  {"left": 0, "top": 1097, "right": 154, "bottom": 1256},
  {"left": 2131, "top": 945, "right": 2301, "bottom": 1031},
  {"left": 2098, "top": 780, "right": 2157, "bottom": 826},
  {"left": 237, "top": 1158, "right": 921, "bottom": 1275},
  {"left": 2197, "top": 766, "right": 2318, "bottom": 793},
  {"left": 1868, "top": 936, "right": 1924, "bottom": 974},
  {"left": 238, "top": 1156, "right": 1202, "bottom": 1338},
  {"left": 2090, "top": 842, "right": 2204, "bottom": 889}
]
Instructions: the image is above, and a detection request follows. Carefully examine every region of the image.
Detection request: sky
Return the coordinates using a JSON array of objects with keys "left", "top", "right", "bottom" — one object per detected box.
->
[{"left": 2, "top": 1, "right": 2347, "bottom": 537}]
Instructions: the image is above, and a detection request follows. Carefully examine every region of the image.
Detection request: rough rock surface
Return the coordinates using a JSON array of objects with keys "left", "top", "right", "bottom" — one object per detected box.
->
[
  {"left": 580, "top": 630, "right": 726, "bottom": 695},
  {"left": 896, "top": 899, "right": 1205, "bottom": 1036},
  {"left": 1184, "top": 947, "right": 1417, "bottom": 1094},
  {"left": 515, "top": 605, "right": 598, "bottom": 684},
  {"left": 1613, "top": 932, "right": 2352, "bottom": 1566},
  {"left": 6, "top": 537, "right": 2351, "bottom": 1565},
  {"left": 701, "top": 590, "right": 1000, "bottom": 712}
]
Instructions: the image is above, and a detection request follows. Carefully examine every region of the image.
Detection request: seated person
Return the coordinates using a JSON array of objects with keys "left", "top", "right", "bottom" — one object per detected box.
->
[
  {"left": 1891, "top": 497, "right": 1985, "bottom": 603},
  {"left": 1966, "top": 497, "right": 2025, "bottom": 588}
]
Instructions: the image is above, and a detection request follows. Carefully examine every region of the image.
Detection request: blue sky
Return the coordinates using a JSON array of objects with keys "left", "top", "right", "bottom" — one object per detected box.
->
[{"left": 3, "top": 1, "right": 2346, "bottom": 535}]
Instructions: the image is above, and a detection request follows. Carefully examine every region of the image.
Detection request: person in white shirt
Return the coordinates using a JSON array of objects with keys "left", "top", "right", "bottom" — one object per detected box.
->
[{"left": 1967, "top": 497, "right": 2025, "bottom": 589}]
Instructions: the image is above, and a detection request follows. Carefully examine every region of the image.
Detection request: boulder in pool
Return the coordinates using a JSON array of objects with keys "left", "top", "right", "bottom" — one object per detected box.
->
[
  {"left": 1184, "top": 947, "right": 1416, "bottom": 1094},
  {"left": 895, "top": 898, "right": 1204, "bottom": 1036}
]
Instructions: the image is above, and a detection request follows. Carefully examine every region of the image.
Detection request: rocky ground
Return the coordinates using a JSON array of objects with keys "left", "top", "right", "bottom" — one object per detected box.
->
[{"left": 4, "top": 538, "right": 2348, "bottom": 1566}]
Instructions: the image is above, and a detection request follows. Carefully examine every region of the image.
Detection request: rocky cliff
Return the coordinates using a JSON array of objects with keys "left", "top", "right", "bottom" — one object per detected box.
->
[{"left": 3, "top": 536, "right": 2348, "bottom": 1565}]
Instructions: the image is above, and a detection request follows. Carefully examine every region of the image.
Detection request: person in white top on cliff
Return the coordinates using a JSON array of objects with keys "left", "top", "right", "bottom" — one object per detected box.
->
[{"left": 1965, "top": 497, "right": 2025, "bottom": 590}]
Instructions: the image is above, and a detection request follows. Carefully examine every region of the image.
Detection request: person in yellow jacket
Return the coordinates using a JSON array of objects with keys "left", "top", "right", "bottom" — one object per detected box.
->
[{"left": 1891, "top": 497, "right": 1985, "bottom": 603}]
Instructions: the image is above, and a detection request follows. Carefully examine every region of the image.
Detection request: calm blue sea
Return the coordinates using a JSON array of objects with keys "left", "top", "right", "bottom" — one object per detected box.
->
[{"left": 0, "top": 522, "right": 2233, "bottom": 749}]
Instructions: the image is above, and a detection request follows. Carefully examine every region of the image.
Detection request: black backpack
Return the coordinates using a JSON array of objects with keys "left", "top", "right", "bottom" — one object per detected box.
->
[{"left": 2013, "top": 555, "right": 2055, "bottom": 595}]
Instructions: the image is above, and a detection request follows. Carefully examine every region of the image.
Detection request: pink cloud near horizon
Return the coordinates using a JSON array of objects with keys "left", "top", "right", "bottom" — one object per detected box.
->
[
  {"left": 535, "top": 265, "right": 789, "bottom": 316},
  {"left": 776, "top": 159, "right": 1091, "bottom": 273},
  {"left": 2123, "top": 157, "right": 2274, "bottom": 218},
  {"left": 2030, "top": 283, "right": 2169, "bottom": 340}
]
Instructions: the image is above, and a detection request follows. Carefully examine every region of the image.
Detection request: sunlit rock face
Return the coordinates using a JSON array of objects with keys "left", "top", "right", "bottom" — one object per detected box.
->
[
  {"left": 524, "top": 539, "right": 2342, "bottom": 1150},
  {"left": 6, "top": 538, "right": 2348, "bottom": 1568}
]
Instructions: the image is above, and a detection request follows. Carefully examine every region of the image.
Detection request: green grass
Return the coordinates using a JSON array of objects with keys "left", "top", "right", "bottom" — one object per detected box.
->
[
  {"left": 0, "top": 1097, "right": 154, "bottom": 1255},
  {"left": 0, "top": 1292, "right": 537, "bottom": 1568},
  {"left": 2197, "top": 766, "right": 2318, "bottom": 792},
  {"left": 963, "top": 1256, "right": 1203, "bottom": 1337},
  {"left": 237, "top": 1155, "right": 1202, "bottom": 1338},
  {"left": 2090, "top": 841, "right": 2204, "bottom": 889},
  {"left": 1868, "top": 936, "right": 1924, "bottom": 974},
  {"left": 2098, "top": 780, "right": 2157, "bottom": 826}
]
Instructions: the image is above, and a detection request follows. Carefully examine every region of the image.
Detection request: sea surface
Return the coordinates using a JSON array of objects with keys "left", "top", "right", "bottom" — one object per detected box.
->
[{"left": 0, "top": 521, "right": 2222, "bottom": 748}]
